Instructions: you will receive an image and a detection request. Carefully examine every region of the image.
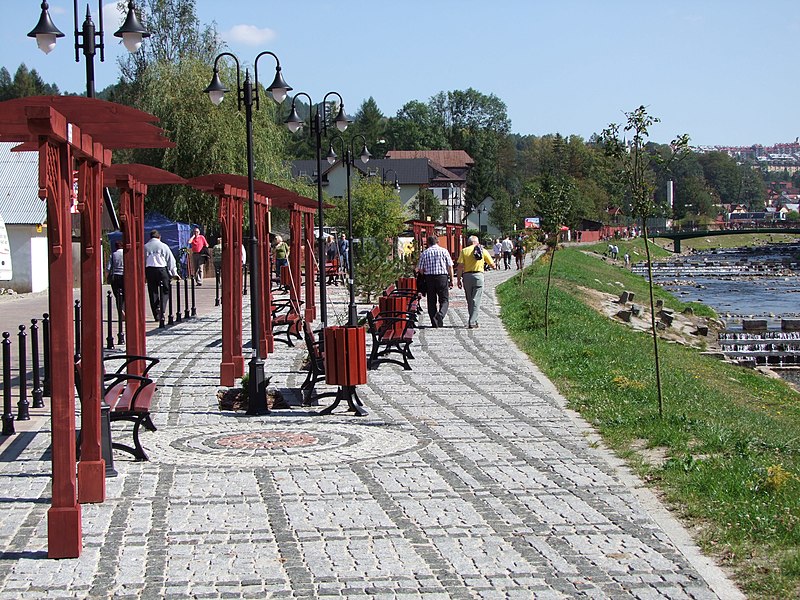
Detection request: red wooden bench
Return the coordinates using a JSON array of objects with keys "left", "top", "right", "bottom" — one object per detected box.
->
[
  {"left": 366, "top": 305, "right": 415, "bottom": 370},
  {"left": 272, "top": 297, "right": 303, "bottom": 347},
  {"left": 325, "top": 258, "right": 341, "bottom": 285},
  {"left": 76, "top": 354, "right": 160, "bottom": 462}
]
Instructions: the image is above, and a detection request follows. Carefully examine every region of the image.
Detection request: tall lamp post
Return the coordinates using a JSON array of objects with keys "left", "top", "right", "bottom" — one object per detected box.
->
[
  {"left": 477, "top": 206, "right": 487, "bottom": 234},
  {"left": 326, "top": 135, "right": 371, "bottom": 326},
  {"left": 29, "top": 1, "right": 150, "bottom": 98},
  {"left": 204, "top": 51, "right": 291, "bottom": 415},
  {"left": 286, "top": 92, "right": 351, "bottom": 328}
]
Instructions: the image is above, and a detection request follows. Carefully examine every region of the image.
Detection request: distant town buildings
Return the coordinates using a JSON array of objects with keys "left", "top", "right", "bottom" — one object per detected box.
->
[{"left": 696, "top": 140, "right": 800, "bottom": 172}]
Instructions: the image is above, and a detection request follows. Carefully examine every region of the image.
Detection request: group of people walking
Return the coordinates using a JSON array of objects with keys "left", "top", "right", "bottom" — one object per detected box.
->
[
  {"left": 416, "top": 234, "right": 495, "bottom": 330},
  {"left": 492, "top": 235, "right": 525, "bottom": 270},
  {"left": 324, "top": 233, "right": 350, "bottom": 285}
]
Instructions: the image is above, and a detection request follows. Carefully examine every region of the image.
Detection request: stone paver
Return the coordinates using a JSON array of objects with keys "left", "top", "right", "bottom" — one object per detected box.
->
[{"left": 0, "top": 268, "right": 743, "bottom": 599}]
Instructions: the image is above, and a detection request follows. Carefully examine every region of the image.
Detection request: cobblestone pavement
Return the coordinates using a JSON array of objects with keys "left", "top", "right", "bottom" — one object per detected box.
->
[{"left": 0, "top": 268, "right": 744, "bottom": 599}]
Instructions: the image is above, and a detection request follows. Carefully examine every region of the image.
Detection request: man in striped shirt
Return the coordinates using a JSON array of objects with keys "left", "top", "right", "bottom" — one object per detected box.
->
[{"left": 416, "top": 235, "right": 454, "bottom": 328}]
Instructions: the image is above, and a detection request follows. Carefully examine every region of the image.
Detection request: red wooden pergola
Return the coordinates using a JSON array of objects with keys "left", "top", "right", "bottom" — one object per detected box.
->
[
  {"left": 103, "top": 164, "right": 188, "bottom": 363},
  {"left": 406, "top": 219, "right": 464, "bottom": 259},
  {"left": 0, "top": 96, "right": 173, "bottom": 558},
  {"left": 187, "top": 175, "right": 319, "bottom": 387}
]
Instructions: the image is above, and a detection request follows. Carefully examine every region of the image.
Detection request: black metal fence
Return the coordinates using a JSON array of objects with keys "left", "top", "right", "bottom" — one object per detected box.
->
[{"left": 1, "top": 278, "right": 201, "bottom": 437}]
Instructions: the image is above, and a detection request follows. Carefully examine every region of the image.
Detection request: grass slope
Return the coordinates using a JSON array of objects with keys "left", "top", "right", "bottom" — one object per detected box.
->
[{"left": 498, "top": 243, "right": 800, "bottom": 599}]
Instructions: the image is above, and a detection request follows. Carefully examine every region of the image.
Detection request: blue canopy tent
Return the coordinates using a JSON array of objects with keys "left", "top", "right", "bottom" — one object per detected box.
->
[{"left": 108, "top": 212, "right": 199, "bottom": 275}]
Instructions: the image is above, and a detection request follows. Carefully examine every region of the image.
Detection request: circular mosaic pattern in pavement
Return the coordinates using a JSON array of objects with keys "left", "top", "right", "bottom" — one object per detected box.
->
[{"left": 145, "top": 420, "right": 425, "bottom": 468}]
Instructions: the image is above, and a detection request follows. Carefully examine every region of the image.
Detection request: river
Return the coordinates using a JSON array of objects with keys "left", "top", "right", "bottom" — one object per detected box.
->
[
  {"left": 634, "top": 243, "right": 800, "bottom": 326},
  {"left": 634, "top": 242, "right": 800, "bottom": 382}
]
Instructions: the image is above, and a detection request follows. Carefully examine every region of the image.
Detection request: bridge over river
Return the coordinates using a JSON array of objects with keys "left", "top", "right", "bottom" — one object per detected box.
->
[{"left": 657, "top": 227, "right": 800, "bottom": 252}]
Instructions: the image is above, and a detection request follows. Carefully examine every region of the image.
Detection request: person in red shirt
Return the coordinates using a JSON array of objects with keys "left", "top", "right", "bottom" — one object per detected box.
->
[{"left": 188, "top": 227, "right": 210, "bottom": 286}]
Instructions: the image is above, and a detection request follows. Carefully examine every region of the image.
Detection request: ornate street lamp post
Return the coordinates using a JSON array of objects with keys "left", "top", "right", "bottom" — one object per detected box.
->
[
  {"left": 286, "top": 92, "right": 351, "bottom": 328},
  {"left": 29, "top": 1, "right": 150, "bottom": 98},
  {"left": 205, "top": 51, "right": 291, "bottom": 415},
  {"left": 326, "top": 135, "right": 371, "bottom": 326}
]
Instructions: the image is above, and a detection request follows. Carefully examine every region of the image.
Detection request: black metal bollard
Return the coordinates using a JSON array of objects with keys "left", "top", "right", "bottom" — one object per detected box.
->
[
  {"left": 16, "top": 325, "right": 29, "bottom": 421},
  {"left": 175, "top": 275, "right": 182, "bottom": 322},
  {"left": 184, "top": 277, "right": 190, "bottom": 320},
  {"left": 42, "top": 313, "right": 50, "bottom": 397},
  {"left": 105, "top": 291, "right": 115, "bottom": 350},
  {"left": 74, "top": 300, "right": 81, "bottom": 361},
  {"left": 215, "top": 268, "right": 221, "bottom": 306},
  {"left": 2, "top": 332, "right": 14, "bottom": 435},
  {"left": 30, "top": 319, "right": 43, "bottom": 409},
  {"left": 116, "top": 300, "right": 125, "bottom": 346},
  {"left": 190, "top": 276, "right": 196, "bottom": 317},
  {"left": 167, "top": 279, "right": 174, "bottom": 325}
]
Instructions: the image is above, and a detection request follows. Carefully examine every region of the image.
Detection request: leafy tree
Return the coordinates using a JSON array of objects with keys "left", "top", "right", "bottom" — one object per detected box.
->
[
  {"left": 384, "top": 100, "right": 448, "bottom": 151},
  {"left": 327, "top": 177, "right": 407, "bottom": 242},
  {"left": 354, "top": 238, "right": 404, "bottom": 303},
  {"left": 410, "top": 188, "right": 443, "bottom": 222},
  {"left": 697, "top": 151, "right": 741, "bottom": 204},
  {"left": 349, "top": 97, "right": 388, "bottom": 158},
  {"left": 116, "top": 0, "right": 219, "bottom": 85},
  {"left": 738, "top": 165, "right": 767, "bottom": 210},
  {"left": 0, "top": 64, "right": 60, "bottom": 100},
  {"left": 487, "top": 188, "right": 515, "bottom": 234},
  {"left": 601, "top": 105, "right": 689, "bottom": 418},
  {"left": 532, "top": 173, "right": 574, "bottom": 338}
]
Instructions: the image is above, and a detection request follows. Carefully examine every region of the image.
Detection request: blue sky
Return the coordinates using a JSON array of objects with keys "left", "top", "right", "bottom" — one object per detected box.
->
[{"left": 4, "top": 1, "right": 798, "bottom": 146}]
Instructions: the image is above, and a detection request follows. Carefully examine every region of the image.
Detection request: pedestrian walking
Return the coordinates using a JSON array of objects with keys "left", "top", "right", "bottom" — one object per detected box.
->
[
  {"left": 456, "top": 235, "right": 495, "bottom": 329},
  {"left": 274, "top": 235, "right": 290, "bottom": 271},
  {"left": 624, "top": 252, "right": 630, "bottom": 267},
  {"left": 107, "top": 240, "right": 125, "bottom": 318},
  {"left": 188, "top": 226, "right": 210, "bottom": 286},
  {"left": 144, "top": 229, "right": 178, "bottom": 322},
  {"left": 338, "top": 232, "right": 350, "bottom": 279},
  {"left": 416, "top": 235, "right": 454, "bottom": 328},
  {"left": 492, "top": 238, "right": 502, "bottom": 270},
  {"left": 514, "top": 236, "right": 525, "bottom": 270},
  {"left": 501, "top": 235, "right": 514, "bottom": 270}
]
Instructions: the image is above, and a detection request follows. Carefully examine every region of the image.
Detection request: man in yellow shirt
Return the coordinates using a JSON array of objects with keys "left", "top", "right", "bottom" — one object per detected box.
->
[{"left": 456, "top": 235, "right": 495, "bottom": 329}]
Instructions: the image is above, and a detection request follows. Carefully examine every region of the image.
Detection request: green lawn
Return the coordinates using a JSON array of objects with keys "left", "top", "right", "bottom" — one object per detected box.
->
[{"left": 499, "top": 245, "right": 800, "bottom": 599}]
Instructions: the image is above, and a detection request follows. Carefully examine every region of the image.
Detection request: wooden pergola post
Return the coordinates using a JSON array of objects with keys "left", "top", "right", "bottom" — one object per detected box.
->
[
  {"left": 76, "top": 158, "right": 106, "bottom": 505},
  {"left": 0, "top": 96, "right": 174, "bottom": 558}
]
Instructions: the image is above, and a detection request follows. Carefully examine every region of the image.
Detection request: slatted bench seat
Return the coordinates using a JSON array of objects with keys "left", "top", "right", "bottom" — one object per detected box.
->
[
  {"left": 366, "top": 305, "right": 415, "bottom": 371},
  {"left": 76, "top": 354, "right": 160, "bottom": 462},
  {"left": 272, "top": 297, "right": 303, "bottom": 347}
]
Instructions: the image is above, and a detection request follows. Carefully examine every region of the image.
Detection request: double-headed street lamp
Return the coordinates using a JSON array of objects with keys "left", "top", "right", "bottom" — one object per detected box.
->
[
  {"left": 326, "top": 135, "right": 371, "bottom": 326},
  {"left": 204, "top": 51, "right": 291, "bottom": 415},
  {"left": 285, "top": 92, "right": 351, "bottom": 328},
  {"left": 29, "top": 1, "right": 150, "bottom": 98},
  {"left": 382, "top": 168, "right": 400, "bottom": 191}
]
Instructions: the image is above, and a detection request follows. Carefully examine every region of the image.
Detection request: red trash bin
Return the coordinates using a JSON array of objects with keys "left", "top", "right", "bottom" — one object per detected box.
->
[{"left": 323, "top": 326, "right": 367, "bottom": 387}]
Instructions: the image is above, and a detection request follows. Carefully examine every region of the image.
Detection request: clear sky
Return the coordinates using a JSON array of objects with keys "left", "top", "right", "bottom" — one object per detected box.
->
[{"left": 4, "top": 1, "right": 798, "bottom": 147}]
